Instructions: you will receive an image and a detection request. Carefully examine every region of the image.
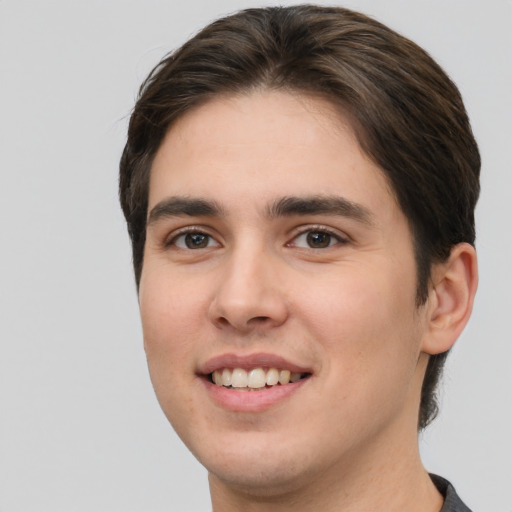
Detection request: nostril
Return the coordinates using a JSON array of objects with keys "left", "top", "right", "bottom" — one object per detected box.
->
[
  {"left": 208, "top": 286, "right": 288, "bottom": 331},
  {"left": 249, "top": 316, "right": 271, "bottom": 324},
  {"left": 217, "top": 317, "right": 230, "bottom": 327},
  {"left": 214, "top": 315, "right": 272, "bottom": 330}
]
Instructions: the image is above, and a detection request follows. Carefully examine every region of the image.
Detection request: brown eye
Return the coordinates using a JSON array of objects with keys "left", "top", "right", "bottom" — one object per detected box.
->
[
  {"left": 172, "top": 232, "right": 219, "bottom": 249},
  {"left": 306, "top": 232, "right": 332, "bottom": 248},
  {"left": 185, "top": 233, "right": 209, "bottom": 248},
  {"left": 289, "top": 229, "right": 344, "bottom": 249}
]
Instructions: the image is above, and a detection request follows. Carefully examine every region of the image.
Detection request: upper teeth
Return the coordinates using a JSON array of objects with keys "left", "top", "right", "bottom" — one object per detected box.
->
[{"left": 212, "top": 368, "right": 303, "bottom": 389}]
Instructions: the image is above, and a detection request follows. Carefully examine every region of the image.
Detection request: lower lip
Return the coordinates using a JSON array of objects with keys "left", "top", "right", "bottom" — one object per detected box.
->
[{"left": 201, "top": 377, "right": 309, "bottom": 412}]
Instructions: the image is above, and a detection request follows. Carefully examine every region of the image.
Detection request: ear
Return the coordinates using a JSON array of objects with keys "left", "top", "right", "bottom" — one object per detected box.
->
[{"left": 421, "top": 243, "right": 478, "bottom": 355}]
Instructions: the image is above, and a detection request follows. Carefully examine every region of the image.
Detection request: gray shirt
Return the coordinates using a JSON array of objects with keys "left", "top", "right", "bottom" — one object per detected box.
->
[{"left": 431, "top": 474, "right": 472, "bottom": 512}]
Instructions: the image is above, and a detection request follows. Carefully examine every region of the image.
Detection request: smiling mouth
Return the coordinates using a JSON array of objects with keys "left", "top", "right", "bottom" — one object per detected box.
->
[{"left": 209, "top": 367, "right": 311, "bottom": 391}]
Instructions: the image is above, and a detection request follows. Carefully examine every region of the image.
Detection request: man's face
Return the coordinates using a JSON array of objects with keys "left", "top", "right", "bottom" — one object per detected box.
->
[{"left": 139, "top": 91, "right": 431, "bottom": 494}]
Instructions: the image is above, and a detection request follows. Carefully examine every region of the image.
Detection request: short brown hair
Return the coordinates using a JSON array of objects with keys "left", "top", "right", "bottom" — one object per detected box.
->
[{"left": 119, "top": 5, "right": 480, "bottom": 429}]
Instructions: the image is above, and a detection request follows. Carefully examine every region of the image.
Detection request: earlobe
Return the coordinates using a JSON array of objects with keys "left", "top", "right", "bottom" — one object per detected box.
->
[{"left": 421, "top": 243, "right": 478, "bottom": 355}]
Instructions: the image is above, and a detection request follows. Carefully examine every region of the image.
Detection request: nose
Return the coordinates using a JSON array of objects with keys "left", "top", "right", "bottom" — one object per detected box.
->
[{"left": 207, "top": 248, "right": 289, "bottom": 333}]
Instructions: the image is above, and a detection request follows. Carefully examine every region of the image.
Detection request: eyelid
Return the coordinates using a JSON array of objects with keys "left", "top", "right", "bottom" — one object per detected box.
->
[
  {"left": 286, "top": 224, "right": 350, "bottom": 248},
  {"left": 161, "top": 223, "right": 349, "bottom": 249},
  {"left": 164, "top": 225, "right": 221, "bottom": 248}
]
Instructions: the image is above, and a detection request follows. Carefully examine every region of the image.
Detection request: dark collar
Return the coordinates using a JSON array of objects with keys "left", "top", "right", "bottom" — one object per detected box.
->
[{"left": 430, "top": 474, "right": 472, "bottom": 512}]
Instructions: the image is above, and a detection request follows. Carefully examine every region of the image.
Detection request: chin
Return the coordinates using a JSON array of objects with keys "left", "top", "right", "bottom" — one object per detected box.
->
[
  {"left": 192, "top": 432, "right": 325, "bottom": 497},
  {"left": 208, "top": 460, "right": 312, "bottom": 498}
]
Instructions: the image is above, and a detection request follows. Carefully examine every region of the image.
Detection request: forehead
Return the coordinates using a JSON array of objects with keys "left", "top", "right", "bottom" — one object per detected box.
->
[{"left": 149, "top": 90, "right": 398, "bottom": 221}]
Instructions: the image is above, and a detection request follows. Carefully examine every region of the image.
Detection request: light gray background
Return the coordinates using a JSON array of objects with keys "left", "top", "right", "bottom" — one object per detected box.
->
[{"left": 1, "top": 1, "right": 510, "bottom": 511}]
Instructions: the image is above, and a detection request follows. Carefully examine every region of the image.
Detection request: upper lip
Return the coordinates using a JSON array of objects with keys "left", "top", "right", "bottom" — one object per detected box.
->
[{"left": 198, "top": 352, "right": 313, "bottom": 375}]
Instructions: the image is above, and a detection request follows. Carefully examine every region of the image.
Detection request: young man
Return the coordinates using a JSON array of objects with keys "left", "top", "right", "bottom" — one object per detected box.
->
[{"left": 120, "top": 5, "right": 479, "bottom": 511}]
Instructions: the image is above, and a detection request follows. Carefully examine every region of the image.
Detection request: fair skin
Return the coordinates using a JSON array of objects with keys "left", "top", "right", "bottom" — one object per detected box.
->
[{"left": 139, "top": 91, "right": 478, "bottom": 511}]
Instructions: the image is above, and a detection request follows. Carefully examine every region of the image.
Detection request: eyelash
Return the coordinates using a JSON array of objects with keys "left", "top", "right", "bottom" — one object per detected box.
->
[
  {"left": 287, "top": 226, "right": 348, "bottom": 249},
  {"left": 166, "top": 227, "right": 219, "bottom": 250},
  {"left": 165, "top": 225, "right": 348, "bottom": 251}
]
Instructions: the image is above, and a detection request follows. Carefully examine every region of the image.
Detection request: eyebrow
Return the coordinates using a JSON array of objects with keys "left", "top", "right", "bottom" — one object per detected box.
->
[
  {"left": 267, "top": 195, "right": 374, "bottom": 225},
  {"left": 147, "top": 197, "right": 224, "bottom": 226},
  {"left": 147, "top": 194, "right": 374, "bottom": 226}
]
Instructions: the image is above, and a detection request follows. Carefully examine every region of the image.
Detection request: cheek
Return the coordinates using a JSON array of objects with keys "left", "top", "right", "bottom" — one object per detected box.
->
[
  {"left": 140, "top": 266, "right": 206, "bottom": 342},
  {"left": 139, "top": 272, "right": 205, "bottom": 427},
  {"left": 301, "top": 263, "right": 415, "bottom": 334},
  {"left": 138, "top": 269, "right": 207, "bottom": 389},
  {"left": 297, "top": 265, "right": 421, "bottom": 386}
]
